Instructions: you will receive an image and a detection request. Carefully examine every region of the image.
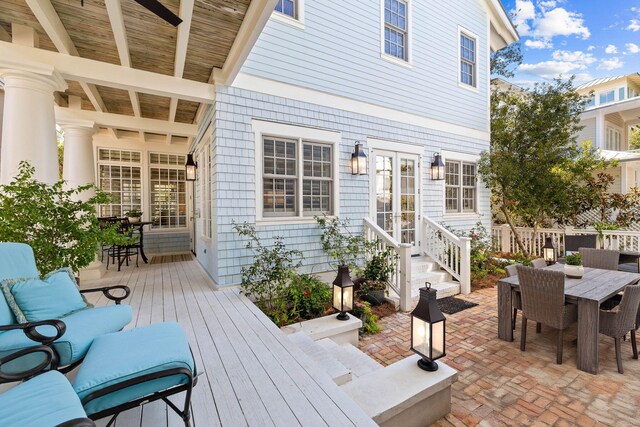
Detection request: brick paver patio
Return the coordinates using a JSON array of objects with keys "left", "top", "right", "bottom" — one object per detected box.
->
[{"left": 358, "top": 288, "right": 640, "bottom": 426}]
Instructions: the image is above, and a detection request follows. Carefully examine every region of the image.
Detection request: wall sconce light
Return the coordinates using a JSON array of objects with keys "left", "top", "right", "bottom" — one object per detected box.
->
[
  {"left": 185, "top": 153, "right": 197, "bottom": 182},
  {"left": 351, "top": 142, "right": 367, "bottom": 176},
  {"left": 431, "top": 153, "right": 445, "bottom": 180},
  {"left": 410, "top": 283, "right": 446, "bottom": 371},
  {"left": 542, "top": 237, "right": 557, "bottom": 265}
]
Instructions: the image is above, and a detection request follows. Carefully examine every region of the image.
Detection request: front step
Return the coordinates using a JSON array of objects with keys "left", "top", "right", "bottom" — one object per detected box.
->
[
  {"left": 411, "top": 256, "right": 440, "bottom": 273},
  {"left": 410, "top": 270, "right": 451, "bottom": 288},
  {"left": 316, "top": 338, "right": 384, "bottom": 379},
  {"left": 412, "top": 281, "right": 460, "bottom": 299},
  {"left": 287, "top": 332, "right": 352, "bottom": 385}
]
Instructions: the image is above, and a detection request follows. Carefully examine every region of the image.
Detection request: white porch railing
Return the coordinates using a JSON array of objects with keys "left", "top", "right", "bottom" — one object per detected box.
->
[
  {"left": 421, "top": 217, "right": 471, "bottom": 295},
  {"left": 492, "top": 224, "right": 640, "bottom": 256},
  {"left": 363, "top": 217, "right": 412, "bottom": 311}
]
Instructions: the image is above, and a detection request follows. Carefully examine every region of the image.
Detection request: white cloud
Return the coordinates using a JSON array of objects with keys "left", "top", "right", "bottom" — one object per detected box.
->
[
  {"left": 551, "top": 50, "right": 596, "bottom": 65},
  {"left": 525, "top": 39, "right": 552, "bottom": 49},
  {"left": 628, "top": 19, "right": 640, "bottom": 32},
  {"left": 605, "top": 44, "right": 618, "bottom": 54},
  {"left": 511, "top": 0, "right": 536, "bottom": 36},
  {"left": 573, "top": 73, "right": 594, "bottom": 83},
  {"left": 518, "top": 60, "right": 583, "bottom": 79},
  {"left": 627, "top": 43, "right": 640, "bottom": 54},
  {"left": 587, "top": 45, "right": 595, "bottom": 51},
  {"left": 534, "top": 8, "right": 591, "bottom": 40},
  {"left": 539, "top": 0, "right": 557, "bottom": 9},
  {"left": 598, "top": 57, "right": 624, "bottom": 71}
]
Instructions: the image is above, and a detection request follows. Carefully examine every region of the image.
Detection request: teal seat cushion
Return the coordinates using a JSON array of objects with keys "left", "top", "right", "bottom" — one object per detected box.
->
[
  {"left": 74, "top": 322, "right": 194, "bottom": 416},
  {"left": 1, "top": 268, "right": 89, "bottom": 323},
  {"left": 0, "top": 243, "right": 40, "bottom": 327},
  {"left": 0, "top": 371, "right": 88, "bottom": 427},
  {"left": 0, "top": 305, "right": 132, "bottom": 370}
]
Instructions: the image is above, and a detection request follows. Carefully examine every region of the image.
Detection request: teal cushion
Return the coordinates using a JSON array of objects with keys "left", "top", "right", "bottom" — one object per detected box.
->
[
  {"left": 0, "top": 243, "right": 40, "bottom": 327},
  {"left": 74, "top": 322, "right": 194, "bottom": 415},
  {"left": 2, "top": 270, "right": 88, "bottom": 322},
  {"left": 0, "top": 371, "right": 88, "bottom": 427},
  {"left": 0, "top": 304, "right": 132, "bottom": 371}
]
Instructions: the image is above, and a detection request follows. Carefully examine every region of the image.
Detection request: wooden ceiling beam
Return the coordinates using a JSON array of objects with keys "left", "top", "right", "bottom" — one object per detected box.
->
[
  {"left": 0, "top": 41, "right": 216, "bottom": 103},
  {"left": 0, "top": 26, "right": 9, "bottom": 43}
]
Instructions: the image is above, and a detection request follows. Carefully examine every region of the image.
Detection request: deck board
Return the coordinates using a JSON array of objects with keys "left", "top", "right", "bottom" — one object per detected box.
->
[{"left": 81, "top": 259, "right": 376, "bottom": 427}]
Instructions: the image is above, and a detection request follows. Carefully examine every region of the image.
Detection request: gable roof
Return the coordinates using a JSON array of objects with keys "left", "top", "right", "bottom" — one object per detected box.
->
[
  {"left": 484, "top": 0, "right": 519, "bottom": 51},
  {"left": 576, "top": 73, "right": 640, "bottom": 92}
]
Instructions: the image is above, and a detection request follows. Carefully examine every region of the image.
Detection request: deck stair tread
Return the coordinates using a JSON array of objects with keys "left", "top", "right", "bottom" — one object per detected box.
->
[
  {"left": 287, "top": 331, "right": 352, "bottom": 385},
  {"left": 316, "top": 338, "right": 384, "bottom": 379}
]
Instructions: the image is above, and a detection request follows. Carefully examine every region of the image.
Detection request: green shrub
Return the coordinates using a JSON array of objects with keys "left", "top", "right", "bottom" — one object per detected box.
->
[
  {"left": 566, "top": 252, "right": 582, "bottom": 266},
  {"left": 352, "top": 301, "right": 381, "bottom": 334},
  {"left": 288, "top": 274, "right": 331, "bottom": 321}
]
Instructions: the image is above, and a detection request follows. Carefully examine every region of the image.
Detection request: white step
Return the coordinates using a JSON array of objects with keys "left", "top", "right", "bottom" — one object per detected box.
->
[
  {"left": 316, "top": 338, "right": 384, "bottom": 379},
  {"left": 287, "top": 332, "right": 352, "bottom": 385},
  {"left": 412, "top": 281, "right": 460, "bottom": 299},
  {"left": 411, "top": 256, "right": 439, "bottom": 273},
  {"left": 410, "top": 270, "right": 452, "bottom": 288}
]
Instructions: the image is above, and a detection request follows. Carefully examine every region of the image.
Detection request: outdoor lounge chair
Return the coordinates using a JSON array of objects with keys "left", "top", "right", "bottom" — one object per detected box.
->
[
  {"left": 599, "top": 283, "right": 640, "bottom": 374},
  {"left": 0, "top": 243, "right": 132, "bottom": 374},
  {"left": 579, "top": 247, "right": 620, "bottom": 271},
  {"left": 516, "top": 265, "right": 578, "bottom": 364}
]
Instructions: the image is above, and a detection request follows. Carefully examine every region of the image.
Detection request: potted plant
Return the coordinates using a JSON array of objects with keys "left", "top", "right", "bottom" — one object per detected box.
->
[
  {"left": 565, "top": 252, "right": 584, "bottom": 279},
  {"left": 359, "top": 243, "right": 397, "bottom": 306},
  {"left": 125, "top": 209, "right": 143, "bottom": 223}
]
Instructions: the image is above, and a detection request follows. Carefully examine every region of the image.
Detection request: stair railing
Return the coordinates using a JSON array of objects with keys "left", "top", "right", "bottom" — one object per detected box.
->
[
  {"left": 363, "top": 217, "right": 412, "bottom": 311},
  {"left": 421, "top": 216, "right": 471, "bottom": 294}
]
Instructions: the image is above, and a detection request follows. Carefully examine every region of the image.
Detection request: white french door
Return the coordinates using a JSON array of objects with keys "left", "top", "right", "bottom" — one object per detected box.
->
[{"left": 371, "top": 149, "right": 421, "bottom": 255}]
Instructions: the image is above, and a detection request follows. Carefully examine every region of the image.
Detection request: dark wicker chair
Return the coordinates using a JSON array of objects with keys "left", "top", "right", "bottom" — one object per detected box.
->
[
  {"left": 516, "top": 265, "right": 577, "bottom": 364},
  {"left": 599, "top": 283, "right": 640, "bottom": 373},
  {"left": 506, "top": 263, "right": 543, "bottom": 333},
  {"left": 531, "top": 258, "right": 548, "bottom": 269},
  {"left": 579, "top": 247, "right": 619, "bottom": 271}
]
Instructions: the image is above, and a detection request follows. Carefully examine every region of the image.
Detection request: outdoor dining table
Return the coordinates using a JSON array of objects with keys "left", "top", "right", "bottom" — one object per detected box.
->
[{"left": 498, "top": 263, "right": 640, "bottom": 374}]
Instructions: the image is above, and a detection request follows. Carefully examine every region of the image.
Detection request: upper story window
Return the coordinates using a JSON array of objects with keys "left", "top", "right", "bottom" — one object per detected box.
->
[
  {"left": 384, "top": 0, "right": 408, "bottom": 61},
  {"left": 460, "top": 32, "right": 477, "bottom": 88},
  {"left": 275, "top": 0, "right": 296, "bottom": 18},
  {"left": 606, "top": 126, "right": 622, "bottom": 151},
  {"left": 445, "top": 161, "right": 477, "bottom": 214},
  {"left": 619, "top": 87, "right": 626, "bottom": 101},
  {"left": 599, "top": 90, "right": 615, "bottom": 105},
  {"left": 586, "top": 96, "right": 596, "bottom": 108}
]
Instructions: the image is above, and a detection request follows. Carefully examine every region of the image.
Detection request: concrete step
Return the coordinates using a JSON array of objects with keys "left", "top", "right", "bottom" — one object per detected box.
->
[
  {"left": 316, "top": 338, "right": 384, "bottom": 379},
  {"left": 412, "top": 281, "right": 460, "bottom": 299},
  {"left": 287, "top": 332, "right": 352, "bottom": 385},
  {"left": 410, "top": 270, "right": 452, "bottom": 287},
  {"left": 411, "top": 256, "right": 439, "bottom": 273}
]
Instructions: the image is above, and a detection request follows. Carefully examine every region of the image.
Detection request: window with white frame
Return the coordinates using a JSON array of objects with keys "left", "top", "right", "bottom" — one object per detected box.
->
[
  {"left": 460, "top": 32, "right": 477, "bottom": 87},
  {"left": 599, "top": 90, "right": 615, "bottom": 105},
  {"left": 383, "top": 0, "right": 408, "bottom": 61},
  {"left": 445, "top": 160, "right": 477, "bottom": 213},
  {"left": 197, "top": 144, "right": 212, "bottom": 239},
  {"left": 606, "top": 126, "right": 622, "bottom": 151},
  {"left": 619, "top": 87, "right": 626, "bottom": 101},
  {"left": 262, "top": 136, "right": 334, "bottom": 218},
  {"left": 274, "top": 0, "right": 296, "bottom": 18},
  {"left": 97, "top": 148, "right": 142, "bottom": 217},
  {"left": 148, "top": 153, "right": 187, "bottom": 229}
]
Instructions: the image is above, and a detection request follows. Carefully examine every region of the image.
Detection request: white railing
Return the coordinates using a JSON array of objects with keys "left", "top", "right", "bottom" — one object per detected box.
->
[
  {"left": 363, "top": 218, "right": 412, "bottom": 311},
  {"left": 421, "top": 217, "right": 471, "bottom": 295},
  {"left": 492, "top": 224, "right": 640, "bottom": 256}
]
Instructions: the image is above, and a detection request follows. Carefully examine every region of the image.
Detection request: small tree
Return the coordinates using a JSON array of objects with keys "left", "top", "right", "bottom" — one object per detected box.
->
[
  {"left": 0, "top": 162, "right": 111, "bottom": 273},
  {"left": 630, "top": 127, "right": 640, "bottom": 150},
  {"left": 490, "top": 42, "right": 522, "bottom": 78}
]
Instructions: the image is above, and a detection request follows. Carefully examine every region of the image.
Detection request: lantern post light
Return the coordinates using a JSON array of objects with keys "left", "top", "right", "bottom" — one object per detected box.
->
[
  {"left": 542, "top": 237, "right": 557, "bottom": 265},
  {"left": 410, "top": 283, "right": 446, "bottom": 371},
  {"left": 431, "top": 153, "right": 445, "bottom": 180},
  {"left": 332, "top": 265, "right": 354, "bottom": 321},
  {"left": 185, "top": 153, "right": 197, "bottom": 182},
  {"left": 351, "top": 142, "right": 367, "bottom": 176}
]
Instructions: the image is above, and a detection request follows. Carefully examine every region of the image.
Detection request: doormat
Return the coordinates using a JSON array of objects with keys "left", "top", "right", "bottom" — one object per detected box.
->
[
  {"left": 437, "top": 297, "right": 478, "bottom": 315},
  {"left": 149, "top": 253, "right": 193, "bottom": 264}
]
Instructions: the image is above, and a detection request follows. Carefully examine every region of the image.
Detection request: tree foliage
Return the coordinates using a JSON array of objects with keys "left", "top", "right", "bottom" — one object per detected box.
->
[
  {"left": 0, "top": 162, "right": 112, "bottom": 274},
  {"left": 490, "top": 43, "right": 522, "bottom": 78},
  {"left": 630, "top": 127, "right": 640, "bottom": 150}
]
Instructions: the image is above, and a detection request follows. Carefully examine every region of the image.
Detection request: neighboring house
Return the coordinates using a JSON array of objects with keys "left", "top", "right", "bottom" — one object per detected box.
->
[
  {"left": 189, "top": 0, "right": 518, "bottom": 286},
  {"left": 576, "top": 73, "right": 640, "bottom": 193}
]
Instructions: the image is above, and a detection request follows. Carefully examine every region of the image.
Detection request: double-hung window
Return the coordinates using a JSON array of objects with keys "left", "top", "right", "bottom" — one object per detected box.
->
[
  {"left": 262, "top": 136, "right": 334, "bottom": 217},
  {"left": 384, "top": 0, "right": 408, "bottom": 61},
  {"left": 445, "top": 161, "right": 477, "bottom": 213},
  {"left": 275, "top": 0, "right": 296, "bottom": 18},
  {"left": 599, "top": 90, "right": 615, "bottom": 105},
  {"left": 460, "top": 32, "right": 477, "bottom": 87},
  {"left": 98, "top": 148, "right": 142, "bottom": 217},
  {"left": 148, "top": 153, "right": 187, "bottom": 229}
]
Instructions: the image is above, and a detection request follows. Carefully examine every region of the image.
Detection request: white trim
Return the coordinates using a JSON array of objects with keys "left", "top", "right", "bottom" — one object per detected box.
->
[
  {"left": 368, "top": 137, "right": 424, "bottom": 155},
  {"left": 252, "top": 120, "right": 341, "bottom": 224},
  {"left": 380, "top": 53, "right": 413, "bottom": 69},
  {"left": 440, "top": 150, "right": 481, "bottom": 217},
  {"left": 379, "top": 0, "right": 412, "bottom": 65},
  {"left": 457, "top": 26, "right": 479, "bottom": 92},
  {"left": 234, "top": 73, "right": 490, "bottom": 140},
  {"left": 270, "top": 0, "right": 305, "bottom": 30}
]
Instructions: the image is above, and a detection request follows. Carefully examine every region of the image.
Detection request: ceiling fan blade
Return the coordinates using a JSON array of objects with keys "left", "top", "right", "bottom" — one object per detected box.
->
[{"left": 133, "top": 0, "right": 182, "bottom": 26}]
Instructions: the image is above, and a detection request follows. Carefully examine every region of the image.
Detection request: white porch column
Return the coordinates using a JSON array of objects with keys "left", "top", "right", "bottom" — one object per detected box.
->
[
  {"left": 60, "top": 120, "right": 97, "bottom": 195},
  {"left": 595, "top": 110, "right": 606, "bottom": 149},
  {"left": 0, "top": 67, "right": 67, "bottom": 185}
]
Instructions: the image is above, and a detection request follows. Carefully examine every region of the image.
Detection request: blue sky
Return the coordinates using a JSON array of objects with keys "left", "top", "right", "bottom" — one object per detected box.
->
[{"left": 500, "top": 0, "right": 640, "bottom": 87}]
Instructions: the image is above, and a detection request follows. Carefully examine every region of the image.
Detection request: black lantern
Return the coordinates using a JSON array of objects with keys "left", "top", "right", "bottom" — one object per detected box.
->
[
  {"left": 185, "top": 153, "right": 197, "bottom": 182},
  {"left": 410, "top": 283, "right": 446, "bottom": 371},
  {"left": 431, "top": 153, "right": 445, "bottom": 180},
  {"left": 351, "top": 142, "right": 367, "bottom": 175},
  {"left": 542, "top": 237, "right": 556, "bottom": 265},
  {"left": 332, "top": 265, "right": 354, "bottom": 321}
]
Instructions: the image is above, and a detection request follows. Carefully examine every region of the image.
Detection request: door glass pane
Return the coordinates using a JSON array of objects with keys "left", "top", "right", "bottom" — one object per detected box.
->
[
  {"left": 376, "top": 156, "right": 393, "bottom": 236},
  {"left": 400, "top": 158, "right": 416, "bottom": 245}
]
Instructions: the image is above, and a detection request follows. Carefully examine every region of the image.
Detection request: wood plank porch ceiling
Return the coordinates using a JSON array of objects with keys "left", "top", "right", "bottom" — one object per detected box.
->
[{"left": 0, "top": 0, "right": 251, "bottom": 134}]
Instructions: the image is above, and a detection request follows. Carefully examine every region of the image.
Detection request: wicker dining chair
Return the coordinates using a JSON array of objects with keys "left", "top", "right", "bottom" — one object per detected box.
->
[
  {"left": 516, "top": 265, "right": 577, "bottom": 364},
  {"left": 531, "top": 258, "right": 548, "bottom": 269},
  {"left": 507, "top": 264, "right": 543, "bottom": 333},
  {"left": 579, "top": 247, "right": 620, "bottom": 271},
  {"left": 599, "top": 283, "right": 640, "bottom": 374}
]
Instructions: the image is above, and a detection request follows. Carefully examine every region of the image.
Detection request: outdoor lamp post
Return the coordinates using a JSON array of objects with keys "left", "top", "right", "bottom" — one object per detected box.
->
[
  {"left": 542, "top": 237, "right": 556, "bottom": 265},
  {"left": 351, "top": 142, "right": 367, "bottom": 175},
  {"left": 185, "top": 153, "right": 197, "bottom": 182},
  {"left": 332, "top": 265, "right": 354, "bottom": 321},
  {"left": 410, "top": 283, "right": 446, "bottom": 371},
  {"left": 431, "top": 153, "right": 445, "bottom": 180}
]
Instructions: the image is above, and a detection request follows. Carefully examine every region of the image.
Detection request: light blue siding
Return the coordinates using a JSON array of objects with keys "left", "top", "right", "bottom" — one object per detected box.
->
[
  {"left": 143, "top": 232, "right": 190, "bottom": 255},
  {"left": 192, "top": 86, "right": 490, "bottom": 286},
  {"left": 242, "top": 0, "right": 489, "bottom": 132}
]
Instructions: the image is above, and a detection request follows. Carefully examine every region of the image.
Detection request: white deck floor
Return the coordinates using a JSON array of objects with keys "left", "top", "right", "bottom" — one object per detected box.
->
[{"left": 81, "top": 257, "right": 376, "bottom": 427}]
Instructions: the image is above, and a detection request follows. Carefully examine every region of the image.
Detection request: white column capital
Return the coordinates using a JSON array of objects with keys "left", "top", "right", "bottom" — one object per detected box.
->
[
  {"left": 58, "top": 119, "right": 97, "bottom": 135},
  {"left": 0, "top": 65, "right": 67, "bottom": 94}
]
